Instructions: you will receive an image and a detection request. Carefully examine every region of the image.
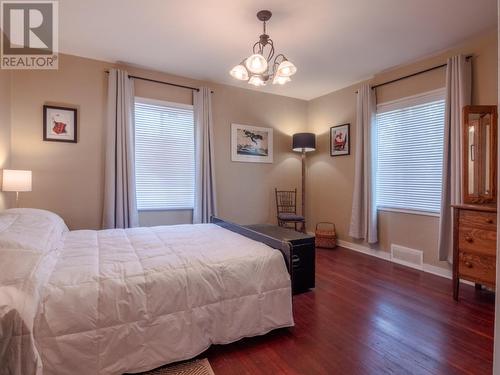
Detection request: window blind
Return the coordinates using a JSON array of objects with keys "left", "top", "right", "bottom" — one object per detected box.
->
[
  {"left": 134, "top": 98, "right": 195, "bottom": 210},
  {"left": 375, "top": 89, "right": 445, "bottom": 214}
]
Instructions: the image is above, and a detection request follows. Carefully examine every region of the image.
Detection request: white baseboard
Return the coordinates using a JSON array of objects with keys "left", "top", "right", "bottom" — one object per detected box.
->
[
  {"left": 336, "top": 239, "right": 474, "bottom": 285},
  {"left": 337, "top": 239, "right": 391, "bottom": 261},
  {"left": 422, "top": 263, "right": 452, "bottom": 279}
]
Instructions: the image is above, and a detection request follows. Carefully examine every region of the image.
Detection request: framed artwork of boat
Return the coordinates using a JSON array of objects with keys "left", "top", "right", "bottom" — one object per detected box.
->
[
  {"left": 231, "top": 123, "right": 273, "bottom": 163},
  {"left": 43, "top": 105, "right": 77, "bottom": 143}
]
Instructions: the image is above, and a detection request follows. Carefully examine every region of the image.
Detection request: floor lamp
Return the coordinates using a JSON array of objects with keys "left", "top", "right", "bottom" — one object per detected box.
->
[{"left": 292, "top": 133, "right": 316, "bottom": 230}]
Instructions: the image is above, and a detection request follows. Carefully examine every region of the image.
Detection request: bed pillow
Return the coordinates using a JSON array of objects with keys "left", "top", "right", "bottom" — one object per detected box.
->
[{"left": 0, "top": 208, "right": 69, "bottom": 253}]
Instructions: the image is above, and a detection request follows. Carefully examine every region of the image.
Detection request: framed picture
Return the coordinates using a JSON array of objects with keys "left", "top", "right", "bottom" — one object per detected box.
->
[
  {"left": 43, "top": 105, "right": 77, "bottom": 143},
  {"left": 330, "top": 123, "right": 350, "bottom": 156},
  {"left": 231, "top": 123, "right": 273, "bottom": 163}
]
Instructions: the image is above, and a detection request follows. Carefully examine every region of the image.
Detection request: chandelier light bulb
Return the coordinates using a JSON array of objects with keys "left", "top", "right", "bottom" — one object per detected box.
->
[
  {"left": 229, "top": 64, "right": 249, "bottom": 81},
  {"left": 245, "top": 54, "right": 268, "bottom": 74},
  {"left": 248, "top": 75, "right": 266, "bottom": 86},
  {"left": 276, "top": 60, "right": 297, "bottom": 77},
  {"left": 272, "top": 75, "right": 291, "bottom": 85}
]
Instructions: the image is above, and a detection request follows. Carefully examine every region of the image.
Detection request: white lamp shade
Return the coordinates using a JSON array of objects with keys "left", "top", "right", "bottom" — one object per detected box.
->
[
  {"left": 276, "top": 60, "right": 297, "bottom": 77},
  {"left": 229, "top": 64, "right": 249, "bottom": 81},
  {"left": 248, "top": 75, "right": 266, "bottom": 86},
  {"left": 245, "top": 54, "right": 268, "bottom": 74},
  {"left": 272, "top": 75, "right": 291, "bottom": 85},
  {"left": 2, "top": 169, "right": 32, "bottom": 192}
]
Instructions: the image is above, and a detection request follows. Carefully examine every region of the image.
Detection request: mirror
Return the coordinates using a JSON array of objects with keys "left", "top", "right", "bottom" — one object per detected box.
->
[{"left": 463, "top": 105, "right": 497, "bottom": 204}]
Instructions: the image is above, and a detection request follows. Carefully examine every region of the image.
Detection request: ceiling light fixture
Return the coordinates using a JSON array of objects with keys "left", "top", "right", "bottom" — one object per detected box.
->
[{"left": 230, "top": 10, "right": 296, "bottom": 87}]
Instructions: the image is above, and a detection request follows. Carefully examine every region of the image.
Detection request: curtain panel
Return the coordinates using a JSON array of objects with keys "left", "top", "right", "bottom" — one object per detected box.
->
[
  {"left": 438, "top": 55, "right": 472, "bottom": 262},
  {"left": 193, "top": 87, "right": 217, "bottom": 223},
  {"left": 102, "top": 69, "right": 139, "bottom": 229},
  {"left": 349, "top": 83, "right": 378, "bottom": 244}
]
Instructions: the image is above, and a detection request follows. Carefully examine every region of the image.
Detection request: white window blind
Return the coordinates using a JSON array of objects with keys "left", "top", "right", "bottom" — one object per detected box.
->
[
  {"left": 375, "top": 89, "right": 445, "bottom": 214},
  {"left": 134, "top": 98, "right": 195, "bottom": 210}
]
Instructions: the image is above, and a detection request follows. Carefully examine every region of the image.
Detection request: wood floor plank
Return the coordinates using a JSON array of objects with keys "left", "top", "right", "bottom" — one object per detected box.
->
[{"left": 202, "top": 247, "right": 494, "bottom": 375}]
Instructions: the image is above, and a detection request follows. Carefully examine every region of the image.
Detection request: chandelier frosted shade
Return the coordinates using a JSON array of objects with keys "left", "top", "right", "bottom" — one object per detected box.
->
[
  {"left": 230, "top": 64, "right": 249, "bottom": 80},
  {"left": 229, "top": 10, "right": 296, "bottom": 87},
  {"left": 276, "top": 60, "right": 297, "bottom": 77},
  {"left": 245, "top": 54, "right": 268, "bottom": 74},
  {"left": 272, "top": 75, "right": 291, "bottom": 85},
  {"left": 248, "top": 75, "right": 266, "bottom": 86}
]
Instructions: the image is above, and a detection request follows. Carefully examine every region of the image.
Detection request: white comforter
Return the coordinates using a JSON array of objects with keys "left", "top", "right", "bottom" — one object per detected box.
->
[{"left": 0, "top": 209, "right": 293, "bottom": 375}]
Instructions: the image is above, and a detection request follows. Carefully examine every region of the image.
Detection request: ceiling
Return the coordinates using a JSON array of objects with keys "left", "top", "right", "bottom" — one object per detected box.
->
[{"left": 59, "top": 0, "right": 497, "bottom": 100}]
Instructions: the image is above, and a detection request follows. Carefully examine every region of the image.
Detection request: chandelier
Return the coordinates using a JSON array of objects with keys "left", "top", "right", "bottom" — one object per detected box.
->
[{"left": 230, "top": 10, "right": 297, "bottom": 86}]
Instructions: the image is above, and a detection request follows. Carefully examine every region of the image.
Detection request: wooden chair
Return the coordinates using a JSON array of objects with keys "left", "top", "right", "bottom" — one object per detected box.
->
[{"left": 275, "top": 188, "right": 305, "bottom": 232}]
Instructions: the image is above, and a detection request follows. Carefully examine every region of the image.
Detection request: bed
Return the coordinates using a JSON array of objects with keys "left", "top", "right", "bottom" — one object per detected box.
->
[{"left": 0, "top": 208, "right": 293, "bottom": 375}]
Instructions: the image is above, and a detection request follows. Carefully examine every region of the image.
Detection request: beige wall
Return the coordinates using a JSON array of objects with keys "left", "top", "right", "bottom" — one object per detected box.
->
[
  {"left": 10, "top": 55, "right": 109, "bottom": 229},
  {"left": 0, "top": 70, "right": 12, "bottom": 210},
  {"left": 307, "top": 29, "right": 498, "bottom": 269},
  {"left": 9, "top": 54, "right": 307, "bottom": 229}
]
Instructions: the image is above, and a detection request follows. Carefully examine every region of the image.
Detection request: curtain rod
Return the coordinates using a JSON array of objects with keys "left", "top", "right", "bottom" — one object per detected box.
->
[
  {"left": 355, "top": 55, "right": 473, "bottom": 93},
  {"left": 105, "top": 71, "right": 214, "bottom": 93}
]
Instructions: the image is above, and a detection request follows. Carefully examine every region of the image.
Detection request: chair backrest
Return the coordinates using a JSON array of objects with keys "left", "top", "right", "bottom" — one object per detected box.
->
[{"left": 275, "top": 188, "right": 297, "bottom": 215}]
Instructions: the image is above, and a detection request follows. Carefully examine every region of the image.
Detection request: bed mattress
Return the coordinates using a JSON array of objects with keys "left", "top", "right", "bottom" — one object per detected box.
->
[{"left": 0, "top": 209, "right": 293, "bottom": 375}]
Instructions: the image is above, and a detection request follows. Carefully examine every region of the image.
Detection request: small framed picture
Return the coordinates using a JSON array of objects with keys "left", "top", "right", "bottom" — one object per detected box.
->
[
  {"left": 43, "top": 105, "right": 77, "bottom": 143},
  {"left": 231, "top": 123, "right": 273, "bottom": 163},
  {"left": 330, "top": 123, "right": 350, "bottom": 156}
]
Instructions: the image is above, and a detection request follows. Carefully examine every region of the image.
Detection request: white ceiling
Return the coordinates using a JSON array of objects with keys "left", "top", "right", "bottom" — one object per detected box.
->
[{"left": 59, "top": 0, "right": 497, "bottom": 100}]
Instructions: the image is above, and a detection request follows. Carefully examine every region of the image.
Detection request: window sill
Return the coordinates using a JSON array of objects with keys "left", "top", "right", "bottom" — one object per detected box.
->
[
  {"left": 138, "top": 208, "right": 194, "bottom": 212},
  {"left": 377, "top": 207, "right": 440, "bottom": 218}
]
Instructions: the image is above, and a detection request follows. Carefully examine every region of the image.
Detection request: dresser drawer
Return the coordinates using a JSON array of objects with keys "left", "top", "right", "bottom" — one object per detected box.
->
[
  {"left": 458, "top": 227, "right": 497, "bottom": 255},
  {"left": 458, "top": 251, "right": 496, "bottom": 286},
  {"left": 459, "top": 210, "right": 497, "bottom": 230}
]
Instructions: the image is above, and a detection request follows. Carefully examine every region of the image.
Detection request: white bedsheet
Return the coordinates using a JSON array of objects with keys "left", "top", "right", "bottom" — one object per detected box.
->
[{"left": 0, "top": 209, "right": 293, "bottom": 375}]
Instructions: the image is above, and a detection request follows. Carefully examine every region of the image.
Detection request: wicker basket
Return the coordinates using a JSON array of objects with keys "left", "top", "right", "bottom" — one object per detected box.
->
[{"left": 315, "top": 222, "right": 337, "bottom": 249}]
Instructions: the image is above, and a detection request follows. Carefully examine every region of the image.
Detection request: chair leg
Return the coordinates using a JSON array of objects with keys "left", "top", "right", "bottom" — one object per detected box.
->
[{"left": 302, "top": 221, "right": 306, "bottom": 233}]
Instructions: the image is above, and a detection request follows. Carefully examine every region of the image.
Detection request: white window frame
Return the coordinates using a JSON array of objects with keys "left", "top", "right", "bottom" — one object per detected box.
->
[
  {"left": 134, "top": 97, "right": 195, "bottom": 212},
  {"left": 135, "top": 97, "right": 193, "bottom": 112},
  {"left": 375, "top": 88, "right": 446, "bottom": 217}
]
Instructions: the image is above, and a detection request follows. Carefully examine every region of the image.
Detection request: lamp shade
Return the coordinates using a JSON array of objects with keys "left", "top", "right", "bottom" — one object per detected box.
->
[
  {"left": 2, "top": 169, "right": 32, "bottom": 192},
  {"left": 292, "top": 133, "right": 316, "bottom": 152}
]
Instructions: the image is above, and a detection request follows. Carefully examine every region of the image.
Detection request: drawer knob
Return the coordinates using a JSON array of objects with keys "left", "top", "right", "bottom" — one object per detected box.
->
[
  {"left": 465, "top": 235, "right": 473, "bottom": 243},
  {"left": 465, "top": 261, "right": 473, "bottom": 268},
  {"left": 486, "top": 218, "right": 494, "bottom": 224}
]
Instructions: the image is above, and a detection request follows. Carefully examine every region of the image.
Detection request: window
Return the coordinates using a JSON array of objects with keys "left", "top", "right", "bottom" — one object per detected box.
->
[
  {"left": 375, "top": 89, "right": 445, "bottom": 215},
  {"left": 134, "top": 98, "right": 195, "bottom": 210}
]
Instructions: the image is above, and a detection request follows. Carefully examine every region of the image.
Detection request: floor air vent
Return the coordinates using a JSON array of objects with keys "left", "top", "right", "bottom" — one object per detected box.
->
[{"left": 391, "top": 244, "right": 423, "bottom": 270}]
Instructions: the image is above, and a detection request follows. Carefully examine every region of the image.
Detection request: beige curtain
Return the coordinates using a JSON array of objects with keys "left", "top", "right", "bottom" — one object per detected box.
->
[
  {"left": 102, "top": 69, "right": 138, "bottom": 229},
  {"left": 349, "top": 83, "right": 378, "bottom": 243},
  {"left": 193, "top": 87, "right": 217, "bottom": 223},
  {"left": 438, "top": 55, "right": 471, "bottom": 262}
]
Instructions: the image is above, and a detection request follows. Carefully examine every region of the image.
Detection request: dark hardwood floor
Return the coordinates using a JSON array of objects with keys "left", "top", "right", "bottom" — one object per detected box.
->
[{"left": 203, "top": 247, "right": 495, "bottom": 375}]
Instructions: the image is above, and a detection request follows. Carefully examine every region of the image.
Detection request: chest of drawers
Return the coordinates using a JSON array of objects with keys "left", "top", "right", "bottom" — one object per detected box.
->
[{"left": 452, "top": 204, "right": 497, "bottom": 300}]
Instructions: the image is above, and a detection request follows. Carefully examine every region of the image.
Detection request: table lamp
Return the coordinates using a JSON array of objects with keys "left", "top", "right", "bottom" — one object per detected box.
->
[
  {"left": 2, "top": 169, "right": 32, "bottom": 207},
  {"left": 292, "top": 133, "right": 316, "bottom": 225}
]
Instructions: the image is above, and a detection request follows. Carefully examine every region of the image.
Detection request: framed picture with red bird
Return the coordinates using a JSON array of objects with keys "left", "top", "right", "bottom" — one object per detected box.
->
[
  {"left": 330, "top": 123, "right": 350, "bottom": 156},
  {"left": 43, "top": 105, "right": 77, "bottom": 143}
]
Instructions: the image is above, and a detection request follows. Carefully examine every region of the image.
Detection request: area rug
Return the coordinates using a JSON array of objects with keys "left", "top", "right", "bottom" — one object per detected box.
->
[{"left": 137, "top": 359, "right": 215, "bottom": 375}]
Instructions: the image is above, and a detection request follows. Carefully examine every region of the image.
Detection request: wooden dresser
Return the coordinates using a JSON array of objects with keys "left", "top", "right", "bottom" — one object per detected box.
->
[{"left": 452, "top": 204, "right": 497, "bottom": 300}]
